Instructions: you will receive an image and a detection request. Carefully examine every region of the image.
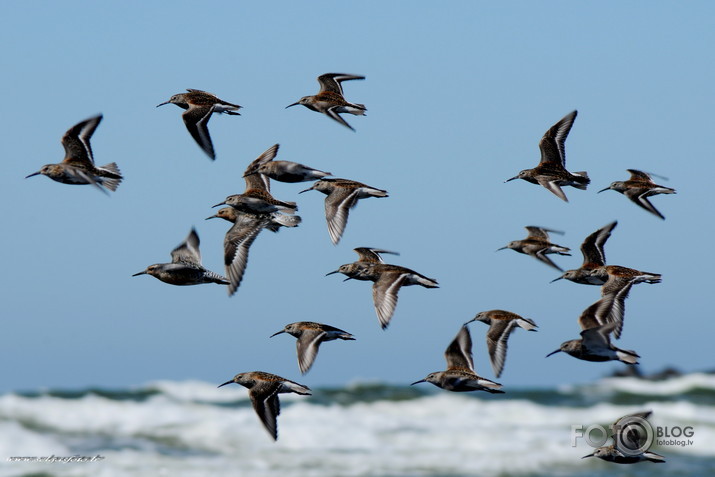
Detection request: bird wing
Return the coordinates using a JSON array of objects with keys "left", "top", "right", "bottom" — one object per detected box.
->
[
  {"left": 580, "top": 221, "right": 617, "bottom": 267},
  {"left": 445, "top": 325, "right": 475, "bottom": 372},
  {"left": 325, "top": 188, "right": 360, "bottom": 245},
  {"left": 372, "top": 271, "right": 407, "bottom": 329},
  {"left": 249, "top": 382, "right": 282, "bottom": 441},
  {"left": 224, "top": 214, "right": 269, "bottom": 295},
  {"left": 538, "top": 110, "right": 577, "bottom": 166},
  {"left": 325, "top": 105, "right": 356, "bottom": 131},
  {"left": 317, "top": 73, "right": 365, "bottom": 95},
  {"left": 296, "top": 330, "right": 327, "bottom": 374},
  {"left": 353, "top": 247, "right": 400, "bottom": 263},
  {"left": 62, "top": 114, "right": 103, "bottom": 167},
  {"left": 485, "top": 320, "right": 518, "bottom": 378},
  {"left": 182, "top": 105, "right": 216, "bottom": 159},
  {"left": 243, "top": 144, "right": 278, "bottom": 192},
  {"left": 171, "top": 228, "right": 202, "bottom": 265}
]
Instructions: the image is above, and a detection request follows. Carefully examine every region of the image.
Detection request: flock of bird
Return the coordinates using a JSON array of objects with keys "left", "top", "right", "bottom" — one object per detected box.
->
[{"left": 25, "top": 74, "right": 676, "bottom": 461}]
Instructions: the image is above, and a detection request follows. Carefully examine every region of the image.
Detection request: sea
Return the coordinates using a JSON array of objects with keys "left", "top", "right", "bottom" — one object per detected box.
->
[{"left": 1, "top": 373, "right": 714, "bottom": 477}]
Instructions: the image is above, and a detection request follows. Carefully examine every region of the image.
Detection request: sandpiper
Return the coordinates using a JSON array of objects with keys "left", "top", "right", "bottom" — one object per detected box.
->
[
  {"left": 327, "top": 250, "right": 438, "bottom": 329},
  {"left": 26, "top": 114, "right": 122, "bottom": 194},
  {"left": 286, "top": 73, "right": 366, "bottom": 131},
  {"left": 157, "top": 89, "right": 241, "bottom": 160},
  {"left": 599, "top": 169, "right": 676, "bottom": 220},
  {"left": 218, "top": 371, "right": 311, "bottom": 441},
  {"left": 300, "top": 178, "right": 388, "bottom": 245},
  {"left": 582, "top": 411, "right": 665, "bottom": 464},
  {"left": 214, "top": 144, "right": 297, "bottom": 215},
  {"left": 598, "top": 267, "right": 662, "bottom": 297},
  {"left": 505, "top": 110, "right": 589, "bottom": 202},
  {"left": 242, "top": 143, "right": 332, "bottom": 183},
  {"left": 498, "top": 226, "right": 571, "bottom": 271},
  {"left": 546, "top": 312, "right": 639, "bottom": 365},
  {"left": 208, "top": 208, "right": 298, "bottom": 296},
  {"left": 271, "top": 321, "right": 355, "bottom": 374},
  {"left": 552, "top": 222, "right": 618, "bottom": 285},
  {"left": 132, "top": 228, "right": 228, "bottom": 286},
  {"left": 411, "top": 325, "right": 504, "bottom": 393},
  {"left": 465, "top": 310, "right": 538, "bottom": 378}
]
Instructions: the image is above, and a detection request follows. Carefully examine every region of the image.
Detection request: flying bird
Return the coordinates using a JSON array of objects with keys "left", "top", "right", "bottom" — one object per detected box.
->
[
  {"left": 506, "top": 110, "right": 589, "bottom": 201},
  {"left": 157, "top": 89, "right": 241, "bottom": 160},
  {"left": 26, "top": 114, "right": 122, "bottom": 194},
  {"left": 498, "top": 226, "right": 571, "bottom": 271},
  {"left": 286, "top": 73, "right": 366, "bottom": 131},
  {"left": 599, "top": 169, "right": 676, "bottom": 220},
  {"left": 271, "top": 321, "right": 355, "bottom": 374},
  {"left": 411, "top": 325, "right": 504, "bottom": 393},
  {"left": 218, "top": 371, "right": 311, "bottom": 441},
  {"left": 132, "top": 228, "right": 228, "bottom": 286},
  {"left": 465, "top": 310, "right": 538, "bottom": 378},
  {"left": 300, "top": 178, "right": 388, "bottom": 245}
]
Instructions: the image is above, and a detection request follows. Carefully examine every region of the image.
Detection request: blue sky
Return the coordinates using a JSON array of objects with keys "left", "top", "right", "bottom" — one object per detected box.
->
[{"left": 1, "top": 2, "right": 713, "bottom": 393}]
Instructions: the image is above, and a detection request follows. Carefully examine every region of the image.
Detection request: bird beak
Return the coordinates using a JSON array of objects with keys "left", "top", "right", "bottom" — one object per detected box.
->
[
  {"left": 581, "top": 453, "right": 595, "bottom": 459},
  {"left": 298, "top": 186, "right": 314, "bottom": 194},
  {"left": 217, "top": 380, "right": 234, "bottom": 388},
  {"left": 496, "top": 246, "right": 508, "bottom": 251},
  {"left": 212, "top": 202, "right": 226, "bottom": 208},
  {"left": 25, "top": 171, "right": 41, "bottom": 178},
  {"left": 504, "top": 176, "right": 519, "bottom": 183},
  {"left": 205, "top": 214, "right": 218, "bottom": 220},
  {"left": 550, "top": 275, "right": 564, "bottom": 283},
  {"left": 325, "top": 270, "right": 341, "bottom": 276},
  {"left": 597, "top": 186, "right": 611, "bottom": 193},
  {"left": 342, "top": 277, "right": 353, "bottom": 282},
  {"left": 132, "top": 271, "right": 147, "bottom": 277},
  {"left": 410, "top": 379, "right": 426, "bottom": 386},
  {"left": 270, "top": 330, "right": 285, "bottom": 338},
  {"left": 285, "top": 101, "right": 300, "bottom": 109},
  {"left": 156, "top": 101, "right": 170, "bottom": 108},
  {"left": 545, "top": 349, "right": 562, "bottom": 358}
]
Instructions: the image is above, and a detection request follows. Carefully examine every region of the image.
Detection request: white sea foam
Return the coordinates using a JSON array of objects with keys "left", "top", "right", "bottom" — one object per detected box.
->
[{"left": 0, "top": 379, "right": 713, "bottom": 477}]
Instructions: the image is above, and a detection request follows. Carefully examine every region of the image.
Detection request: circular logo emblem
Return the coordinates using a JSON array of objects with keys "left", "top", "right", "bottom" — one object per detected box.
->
[{"left": 614, "top": 415, "right": 654, "bottom": 456}]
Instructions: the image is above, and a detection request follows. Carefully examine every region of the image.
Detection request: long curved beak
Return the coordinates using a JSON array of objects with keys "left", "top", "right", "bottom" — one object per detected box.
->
[
  {"left": 343, "top": 277, "right": 353, "bottom": 282},
  {"left": 581, "top": 453, "right": 595, "bottom": 459},
  {"left": 205, "top": 214, "right": 218, "bottom": 220},
  {"left": 156, "top": 101, "right": 170, "bottom": 108},
  {"left": 132, "top": 271, "right": 147, "bottom": 277},
  {"left": 285, "top": 101, "right": 300, "bottom": 109},
  {"left": 504, "top": 176, "right": 519, "bottom": 183},
  {"left": 496, "top": 246, "right": 508, "bottom": 251},
  {"left": 325, "top": 270, "right": 341, "bottom": 276},
  {"left": 410, "top": 379, "right": 426, "bottom": 386},
  {"left": 25, "top": 171, "right": 41, "bottom": 178},
  {"left": 217, "top": 380, "right": 234, "bottom": 388},
  {"left": 270, "top": 330, "right": 285, "bottom": 338},
  {"left": 212, "top": 202, "right": 226, "bottom": 208},
  {"left": 550, "top": 275, "right": 564, "bottom": 283},
  {"left": 298, "top": 186, "right": 314, "bottom": 194},
  {"left": 545, "top": 349, "right": 562, "bottom": 358},
  {"left": 597, "top": 187, "right": 611, "bottom": 193}
]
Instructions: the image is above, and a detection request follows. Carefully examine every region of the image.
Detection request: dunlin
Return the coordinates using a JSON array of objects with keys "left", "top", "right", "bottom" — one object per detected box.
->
[
  {"left": 206, "top": 207, "right": 300, "bottom": 233},
  {"left": 26, "top": 114, "right": 122, "bottom": 194},
  {"left": 132, "top": 228, "right": 228, "bottom": 286},
  {"left": 552, "top": 222, "right": 618, "bottom": 285},
  {"left": 214, "top": 145, "right": 297, "bottom": 215},
  {"left": 157, "top": 89, "right": 241, "bottom": 160},
  {"left": 598, "top": 267, "right": 661, "bottom": 297},
  {"left": 505, "top": 110, "right": 589, "bottom": 202},
  {"left": 599, "top": 169, "right": 676, "bottom": 220},
  {"left": 582, "top": 411, "right": 665, "bottom": 464},
  {"left": 271, "top": 321, "right": 355, "bottom": 374},
  {"left": 465, "top": 310, "right": 538, "bottom": 378},
  {"left": 286, "top": 73, "right": 366, "bottom": 131},
  {"left": 498, "top": 226, "right": 571, "bottom": 271},
  {"left": 546, "top": 314, "right": 639, "bottom": 365},
  {"left": 300, "top": 178, "right": 388, "bottom": 245},
  {"left": 242, "top": 143, "right": 331, "bottom": 183},
  {"left": 327, "top": 252, "right": 438, "bottom": 329},
  {"left": 411, "top": 325, "right": 504, "bottom": 393},
  {"left": 218, "top": 371, "right": 311, "bottom": 441}
]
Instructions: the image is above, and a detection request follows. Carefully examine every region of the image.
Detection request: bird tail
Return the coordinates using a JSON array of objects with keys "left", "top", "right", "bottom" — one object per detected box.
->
[
  {"left": 616, "top": 348, "right": 640, "bottom": 365},
  {"left": 643, "top": 451, "right": 666, "bottom": 463},
  {"left": 98, "top": 162, "right": 123, "bottom": 191},
  {"left": 572, "top": 171, "right": 590, "bottom": 188},
  {"left": 269, "top": 214, "right": 302, "bottom": 231},
  {"left": 516, "top": 317, "right": 538, "bottom": 331}
]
